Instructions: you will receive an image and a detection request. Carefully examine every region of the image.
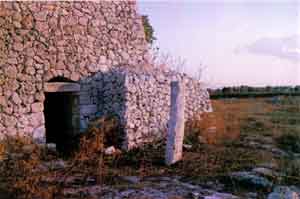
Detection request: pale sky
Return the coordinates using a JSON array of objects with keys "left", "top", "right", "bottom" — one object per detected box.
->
[{"left": 138, "top": 0, "right": 300, "bottom": 87}]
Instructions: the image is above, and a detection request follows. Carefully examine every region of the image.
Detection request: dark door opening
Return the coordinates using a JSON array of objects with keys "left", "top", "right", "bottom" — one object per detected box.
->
[{"left": 44, "top": 92, "right": 79, "bottom": 154}]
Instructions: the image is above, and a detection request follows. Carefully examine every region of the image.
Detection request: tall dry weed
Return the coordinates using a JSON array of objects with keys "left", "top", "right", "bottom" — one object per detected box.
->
[
  {"left": 65, "top": 116, "right": 123, "bottom": 185},
  {"left": 0, "top": 116, "right": 122, "bottom": 198},
  {"left": 0, "top": 136, "right": 60, "bottom": 199}
]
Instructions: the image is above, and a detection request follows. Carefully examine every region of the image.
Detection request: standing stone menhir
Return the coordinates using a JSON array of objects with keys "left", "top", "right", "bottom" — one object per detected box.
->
[{"left": 165, "top": 81, "right": 185, "bottom": 165}]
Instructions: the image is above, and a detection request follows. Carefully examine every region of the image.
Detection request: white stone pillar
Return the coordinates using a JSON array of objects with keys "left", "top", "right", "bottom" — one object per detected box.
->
[{"left": 165, "top": 81, "right": 185, "bottom": 165}]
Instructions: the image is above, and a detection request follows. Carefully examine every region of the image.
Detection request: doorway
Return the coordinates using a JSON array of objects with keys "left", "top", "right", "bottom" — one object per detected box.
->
[{"left": 44, "top": 78, "right": 80, "bottom": 154}]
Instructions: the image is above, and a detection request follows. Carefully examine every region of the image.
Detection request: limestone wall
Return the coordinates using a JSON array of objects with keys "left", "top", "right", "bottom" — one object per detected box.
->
[
  {"left": 121, "top": 68, "right": 212, "bottom": 149},
  {"left": 82, "top": 67, "right": 212, "bottom": 150},
  {"left": 0, "top": 1, "right": 148, "bottom": 141},
  {"left": 78, "top": 70, "right": 127, "bottom": 133}
]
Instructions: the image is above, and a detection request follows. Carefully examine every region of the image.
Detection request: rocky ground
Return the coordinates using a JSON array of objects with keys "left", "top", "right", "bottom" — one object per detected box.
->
[
  {"left": 10, "top": 132, "right": 295, "bottom": 199},
  {"left": 57, "top": 134, "right": 300, "bottom": 199},
  {"left": 61, "top": 97, "right": 300, "bottom": 199},
  {"left": 1, "top": 96, "right": 300, "bottom": 199}
]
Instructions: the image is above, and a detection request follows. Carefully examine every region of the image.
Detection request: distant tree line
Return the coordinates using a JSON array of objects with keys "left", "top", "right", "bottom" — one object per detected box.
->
[{"left": 209, "top": 85, "right": 300, "bottom": 98}]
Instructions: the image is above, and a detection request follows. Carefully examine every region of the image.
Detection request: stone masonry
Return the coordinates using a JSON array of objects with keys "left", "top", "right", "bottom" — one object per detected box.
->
[
  {"left": 79, "top": 67, "right": 212, "bottom": 150},
  {"left": 0, "top": 1, "right": 148, "bottom": 141},
  {"left": 0, "top": 1, "right": 212, "bottom": 150}
]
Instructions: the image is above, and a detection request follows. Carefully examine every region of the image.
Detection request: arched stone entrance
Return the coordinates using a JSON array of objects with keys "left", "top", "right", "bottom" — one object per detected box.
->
[{"left": 44, "top": 77, "right": 80, "bottom": 154}]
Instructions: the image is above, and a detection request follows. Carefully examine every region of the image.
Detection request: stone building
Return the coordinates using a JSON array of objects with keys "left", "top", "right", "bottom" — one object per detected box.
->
[{"left": 0, "top": 1, "right": 212, "bottom": 150}]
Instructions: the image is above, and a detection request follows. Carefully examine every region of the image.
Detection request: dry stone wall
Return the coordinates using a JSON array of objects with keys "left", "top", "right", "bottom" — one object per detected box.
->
[
  {"left": 78, "top": 70, "right": 127, "bottom": 133},
  {"left": 122, "top": 68, "right": 212, "bottom": 149},
  {"left": 0, "top": 1, "right": 149, "bottom": 141},
  {"left": 83, "top": 67, "right": 212, "bottom": 150}
]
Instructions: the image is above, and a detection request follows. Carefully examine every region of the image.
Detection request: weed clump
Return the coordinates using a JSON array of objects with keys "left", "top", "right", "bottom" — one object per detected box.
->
[
  {"left": 0, "top": 136, "right": 60, "bottom": 199},
  {"left": 276, "top": 133, "right": 300, "bottom": 153},
  {"left": 279, "top": 158, "right": 300, "bottom": 185},
  {"left": 0, "top": 116, "right": 123, "bottom": 198},
  {"left": 68, "top": 116, "right": 123, "bottom": 184}
]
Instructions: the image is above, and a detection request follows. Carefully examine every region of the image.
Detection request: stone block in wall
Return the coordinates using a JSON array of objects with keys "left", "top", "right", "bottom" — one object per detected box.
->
[
  {"left": 79, "top": 92, "right": 92, "bottom": 105},
  {"left": 80, "top": 105, "right": 97, "bottom": 116},
  {"left": 32, "top": 126, "right": 46, "bottom": 144},
  {"left": 31, "top": 102, "right": 44, "bottom": 113},
  {"left": 28, "top": 112, "right": 45, "bottom": 128},
  {"left": 80, "top": 84, "right": 92, "bottom": 92},
  {"left": 80, "top": 119, "right": 88, "bottom": 132}
]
